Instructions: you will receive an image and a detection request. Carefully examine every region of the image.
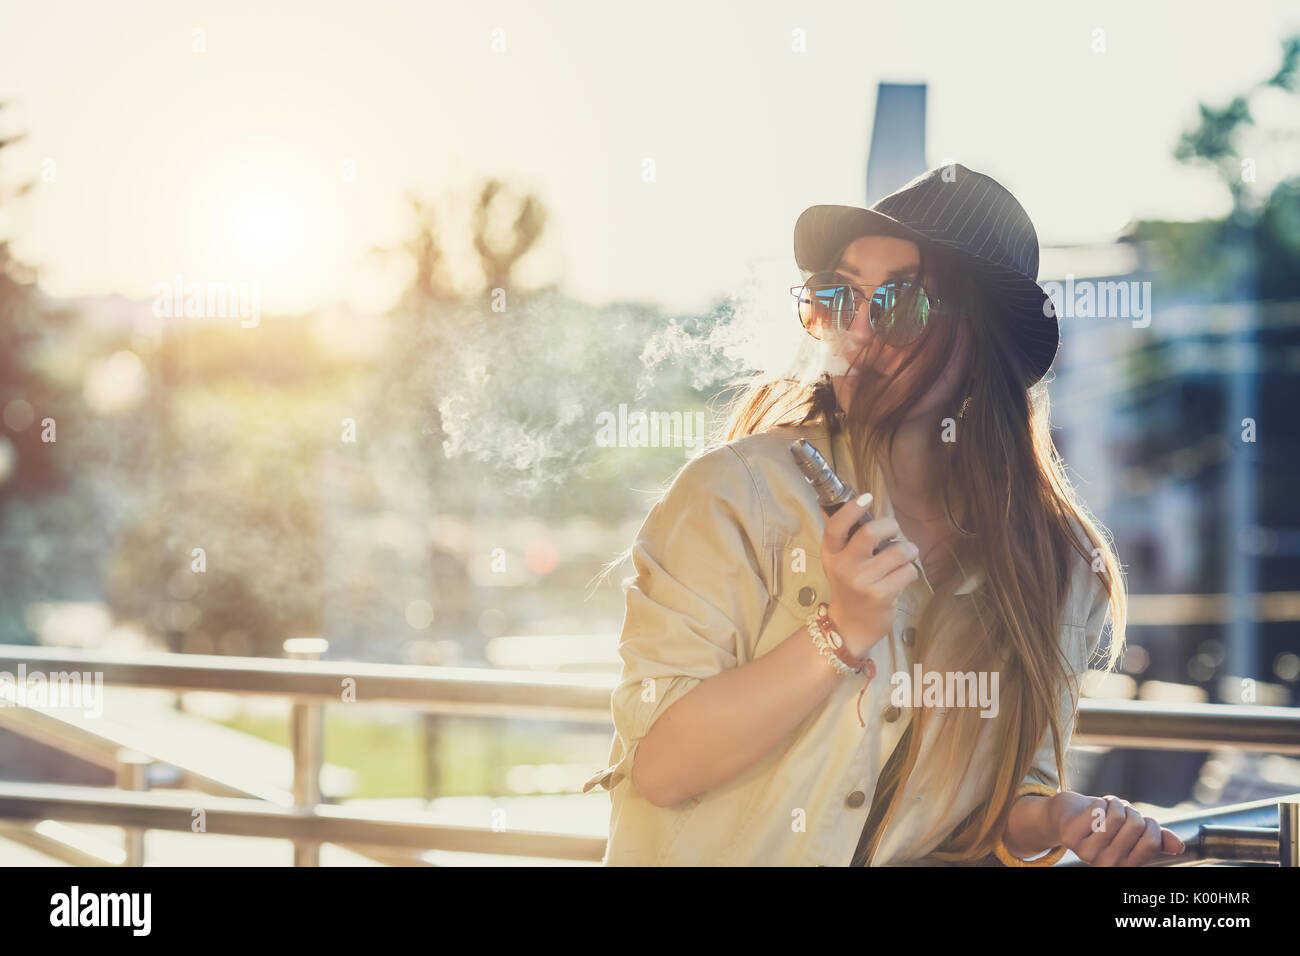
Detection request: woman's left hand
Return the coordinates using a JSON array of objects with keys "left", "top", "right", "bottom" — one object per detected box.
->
[{"left": 1047, "top": 791, "right": 1186, "bottom": 866}]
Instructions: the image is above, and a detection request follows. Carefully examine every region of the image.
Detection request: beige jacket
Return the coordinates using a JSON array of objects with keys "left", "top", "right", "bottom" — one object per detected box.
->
[{"left": 583, "top": 407, "right": 1111, "bottom": 865}]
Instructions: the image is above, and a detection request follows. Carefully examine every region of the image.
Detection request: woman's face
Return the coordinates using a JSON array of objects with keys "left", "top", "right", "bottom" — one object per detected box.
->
[{"left": 826, "top": 234, "right": 964, "bottom": 420}]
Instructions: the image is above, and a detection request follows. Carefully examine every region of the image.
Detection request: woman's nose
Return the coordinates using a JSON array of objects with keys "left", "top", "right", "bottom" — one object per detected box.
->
[{"left": 845, "top": 303, "right": 876, "bottom": 347}]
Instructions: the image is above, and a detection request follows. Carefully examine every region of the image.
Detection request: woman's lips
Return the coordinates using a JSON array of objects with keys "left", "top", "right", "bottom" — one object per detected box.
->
[{"left": 830, "top": 356, "right": 879, "bottom": 378}]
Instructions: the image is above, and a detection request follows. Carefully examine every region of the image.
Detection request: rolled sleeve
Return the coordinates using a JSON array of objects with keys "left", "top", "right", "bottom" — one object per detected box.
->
[{"left": 582, "top": 444, "right": 769, "bottom": 798}]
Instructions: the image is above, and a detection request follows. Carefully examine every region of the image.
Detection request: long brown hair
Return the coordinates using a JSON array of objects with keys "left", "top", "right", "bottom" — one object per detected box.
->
[{"left": 719, "top": 241, "right": 1128, "bottom": 863}]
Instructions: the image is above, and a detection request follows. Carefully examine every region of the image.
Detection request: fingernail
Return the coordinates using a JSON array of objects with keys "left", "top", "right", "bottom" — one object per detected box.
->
[
  {"left": 1176, "top": 839, "right": 1187, "bottom": 854},
  {"left": 856, "top": 492, "right": 873, "bottom": 507}
]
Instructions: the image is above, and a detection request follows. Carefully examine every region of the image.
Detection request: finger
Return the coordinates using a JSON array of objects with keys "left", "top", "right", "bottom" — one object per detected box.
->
[
  {"left": 838, "top": 516, "right": 902, "bottom": 562},
  {"left": 1073, "top": 797, "right": 1128, "bottom": 864},
  {"left": 1122, "top": 816, "right": 1164, "bottom": 867},
  {"left": 1059, "top": 796, "right": 1110, "bottom": 851},
  {"left": 1160, "top": 827, "right": 1186, "bottom": 856},
  {"left": 850, "top": 539, "right": 920, "bottom": 591},
  {"left": 1093, "top": 803, "right": 1146, "bottom": 867},
  {"left": 854, "top": 554, "right": 919, "bottom": 599},
  {"left": 822, "top": 493, "right": 877, "bottom": 554}
]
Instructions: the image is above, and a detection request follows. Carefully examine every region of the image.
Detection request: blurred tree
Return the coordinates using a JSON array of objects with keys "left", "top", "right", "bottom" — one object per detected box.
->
[
  {"left": 103, "top": 391, "right": 328, "bottom": 658},
  {"left": 389, "top": 193, "right": 460, "bottom": 312},
  {"left": 0, "top": 107, "right": 90, "bottom": 645},
  {"left": 1173, "top": 96, "right": 1254, "bottom": 212},
  {"left": 362, "top": 193, "right": 458, "bottom": 486},
  {"left": 1138, "top": 33, "right": 1300, "bottom": 301},
  {"left": 471, "top": 179, "right": 547, "bottom": 300},
  {"left": 0, "top": 106, "right": 68, "bottom": 506}
]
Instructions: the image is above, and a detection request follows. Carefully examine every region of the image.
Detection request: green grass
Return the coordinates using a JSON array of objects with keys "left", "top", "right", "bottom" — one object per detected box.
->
[{"left": 214, "top": 710, "right": 600, "bottom": 799}]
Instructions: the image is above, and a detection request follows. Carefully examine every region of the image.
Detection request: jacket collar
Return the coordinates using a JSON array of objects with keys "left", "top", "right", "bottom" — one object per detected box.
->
[{"left": 796, "top": 406, "right": 985, "bottom": 597}]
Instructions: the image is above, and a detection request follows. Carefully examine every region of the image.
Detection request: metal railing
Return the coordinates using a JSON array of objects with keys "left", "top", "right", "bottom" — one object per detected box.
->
[
  {"left": 1, "top": 643, "right": 1297, "bottom": 866},
  {"left": 1060, "top": 791, "right": 1300, "bottom": 866}
]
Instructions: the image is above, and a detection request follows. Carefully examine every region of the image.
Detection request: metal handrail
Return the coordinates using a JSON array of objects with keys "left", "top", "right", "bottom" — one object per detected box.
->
[
  {"left": 1059, "top": 792, "right": 1300, "bottom": 866},
  {"left": 2, "top": 645, "right": 1297, "bottom": 750},
  {"left": 0, "top": 781, "right": 608, "bottom": 861},
  {"left": 1073, "top": 697, "right": 1300, "bottom": 753},
  {"left": 0, "top": 646, "right": 615, "bottom": 721}
]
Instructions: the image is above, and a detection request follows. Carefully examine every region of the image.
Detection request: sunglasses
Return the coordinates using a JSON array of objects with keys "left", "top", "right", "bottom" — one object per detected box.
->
[{"left": 790, "top": 271, "right": 940, "bottom": 347}]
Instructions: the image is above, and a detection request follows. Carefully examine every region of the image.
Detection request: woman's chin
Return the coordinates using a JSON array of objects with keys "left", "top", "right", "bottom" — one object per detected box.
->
[{"left": 841, "top": 368, "right": 879, "bottom": 382}]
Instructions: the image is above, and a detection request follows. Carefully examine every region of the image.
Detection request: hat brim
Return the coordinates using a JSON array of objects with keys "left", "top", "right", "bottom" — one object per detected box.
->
[
  {"left": 793, "top": 205, "right": 930, "bottom": 273},
  {"left": 793, "top": 204, "right": 1059, "bottom": 385}
]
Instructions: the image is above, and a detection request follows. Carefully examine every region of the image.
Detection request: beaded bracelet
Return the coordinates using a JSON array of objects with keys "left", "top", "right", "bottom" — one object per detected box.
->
[
  {"left": 807, "top": 604, "right": 874, "bottom": 678},
  {"left": 994, "top": 781, "right": 1068, "bottom": 867}
]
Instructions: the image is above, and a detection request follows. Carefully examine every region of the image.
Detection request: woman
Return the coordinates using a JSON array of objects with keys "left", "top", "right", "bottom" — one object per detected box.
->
[{"left": 584, "top": 163, "right": 1186, "bottom": 867}]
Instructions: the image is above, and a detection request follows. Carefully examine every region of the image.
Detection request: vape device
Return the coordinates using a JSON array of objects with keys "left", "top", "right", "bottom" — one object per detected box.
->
[{"left": 790, "top": 439, "right": 889, "bottom": 555}]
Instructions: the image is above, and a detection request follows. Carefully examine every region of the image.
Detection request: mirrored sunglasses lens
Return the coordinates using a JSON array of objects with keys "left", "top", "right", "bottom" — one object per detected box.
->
[
  {"left": 798, "top": 273, "right": 856, "bottom": 337},
  {"left": 871, "top": 282, "right": 931, "bottom": 345}
]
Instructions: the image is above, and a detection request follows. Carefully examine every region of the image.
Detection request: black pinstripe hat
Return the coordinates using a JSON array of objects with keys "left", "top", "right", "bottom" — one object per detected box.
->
[{"left": 794, "top": 163, "right": 1059, "bottom": 386}]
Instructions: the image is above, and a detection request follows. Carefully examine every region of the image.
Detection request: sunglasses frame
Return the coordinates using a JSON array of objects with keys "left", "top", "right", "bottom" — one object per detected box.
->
[{"left": 790, "top": 270, "right": 943, "bottom": 346}]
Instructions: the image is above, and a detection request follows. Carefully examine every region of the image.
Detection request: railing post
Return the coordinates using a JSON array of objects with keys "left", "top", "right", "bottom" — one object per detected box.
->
[
  {"left": 115, "top": 748, "right": 152, "bottom": 866},
  {"left": 421, "top": 713, "right": 441, "bottom": 802},
  {"left": 284, "top": 637, "right": 329, "bottom": 867},
  {"left": 417, "top": 641, "right": 453, "bottom": 803},
  {"left": 1281, "top": 800, "right": 1299, "bottom": 867}
]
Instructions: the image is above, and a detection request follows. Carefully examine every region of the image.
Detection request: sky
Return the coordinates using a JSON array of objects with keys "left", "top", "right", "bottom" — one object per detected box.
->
[{"left": 0, "top": 0, "right": 1297, "bottom": 317}]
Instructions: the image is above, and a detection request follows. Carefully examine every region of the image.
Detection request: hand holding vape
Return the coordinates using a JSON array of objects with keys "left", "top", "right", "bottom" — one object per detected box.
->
[{"left": 789, "top": 439, "right": 900, "bottom": 557}]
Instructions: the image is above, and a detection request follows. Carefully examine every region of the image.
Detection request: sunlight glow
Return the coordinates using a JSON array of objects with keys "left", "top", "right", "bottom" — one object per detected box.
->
[{"left": 220, "top": 185, "right": 314, "bottom": 272}]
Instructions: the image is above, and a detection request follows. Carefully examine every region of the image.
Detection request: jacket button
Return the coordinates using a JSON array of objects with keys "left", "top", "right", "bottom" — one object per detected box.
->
[
  {"left": 798, "top": 586, "right": 817, "bottom": 606},
  {"left": 902, "top": 626, "right": 916, "bottom": 646},
  {"left": 846, "top": 790, "right": 866, "bottom": 808},
  {"left": 882, "top": 705, "right": 902, "bottom": 722}
]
